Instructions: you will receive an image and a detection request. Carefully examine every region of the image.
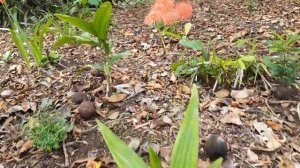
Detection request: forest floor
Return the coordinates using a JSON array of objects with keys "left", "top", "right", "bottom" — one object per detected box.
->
[{"left": 0, "top": 0, "right": 300, "bottom": 167}]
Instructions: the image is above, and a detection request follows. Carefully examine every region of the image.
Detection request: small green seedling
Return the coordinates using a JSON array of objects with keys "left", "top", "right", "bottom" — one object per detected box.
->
[{"left": 23, "top": 111, "right": 69, "bottom": 152}]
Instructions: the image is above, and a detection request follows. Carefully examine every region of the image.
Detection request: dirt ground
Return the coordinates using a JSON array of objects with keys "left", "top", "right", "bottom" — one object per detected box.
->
[{"left": 0, "top": 0, "right": 300, "bottom": 167}]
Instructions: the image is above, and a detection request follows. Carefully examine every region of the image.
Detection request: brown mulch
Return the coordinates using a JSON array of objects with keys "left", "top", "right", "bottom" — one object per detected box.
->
[{"left": 0, "top": 0, "right": 300, "bottom": 167}]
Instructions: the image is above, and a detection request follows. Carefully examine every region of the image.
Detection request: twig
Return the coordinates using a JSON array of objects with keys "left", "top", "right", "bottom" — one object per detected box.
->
[
  {"left": 62, "top": 140, "right": 69, "bottom": 167},
  {"left": 233, "top": 154, "right": 256, "bottom": 168},
  {"left": 0, "top": 28, "right": 10, "bottom": 31},
  {"left": 81, "top": 125, "right": 98, "bottom": 134}
]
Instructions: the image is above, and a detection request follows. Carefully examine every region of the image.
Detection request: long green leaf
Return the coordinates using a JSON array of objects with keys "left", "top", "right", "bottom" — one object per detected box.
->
[
  {"left": 170, "top": 84, "right": 199, "bottom": 168},
  {"left": 149, "top": 148, "right": 162, "bottom": 168},
  {"left": 53, "top": 36, "right": 98, "bottom": 49},
  {"left": 93, "top": 2, "right": 112, "bottom": 42},
  {"left": 10, "top": 30, "right": 31, "bottom": 67},
  {"left": 39, "top": 17, "right": 53, "bottom": 50},
  {"left": 29, "top": 40, "right": 43, "bottom": 66},
  {"left": 108, "top": 51, "right": 130, "bottom": 66},
  {"left": 55, "top": 14, "right": 97, "bottom": 36},
  {"left": 97, "top": 120, "right": 148, "bottom": 168},
  {"left": 179, "top": 39, "right": 203, "bottom": 50}
]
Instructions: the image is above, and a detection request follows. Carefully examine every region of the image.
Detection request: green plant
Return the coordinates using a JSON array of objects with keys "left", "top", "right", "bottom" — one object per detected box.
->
[
  {"left": 247, "top": 0, "right": 255, "bottom": 15},
  {"left": 54, "top": 2, "right": 129, "bottom": 94},
  {"left": 2, "top": 1, "right": 55, "bottom": 68},
  {"left": 23, "top": 112, "right": 69, "bottom": 152},
  {"left": 1, "top": 51, "right": 13, "bottom": 63},
  {"left": 97, "top": 85, "right": 223, "bottom": 168},
  {"left": 263, "top": 33, "right": 300, "bottom": 87}
]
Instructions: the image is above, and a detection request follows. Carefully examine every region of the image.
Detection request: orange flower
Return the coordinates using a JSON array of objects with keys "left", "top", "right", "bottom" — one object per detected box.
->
[
  {"left": 0, "top": 0, "right": 5, "bottom": 4},
  {"left": 175, "top": 2, "right": 193, "bottom": 20},
  {"left": 144, "top": 0, "right": 175, "bottom": 25},
  {"left": 144, "top": 0, "right": 193, "bottom": 26}
]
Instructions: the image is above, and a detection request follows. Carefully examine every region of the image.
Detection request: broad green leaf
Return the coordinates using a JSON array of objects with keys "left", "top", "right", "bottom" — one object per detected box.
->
[
  {"left": 235, "top": 39, "right": 248, "bottom": 47},
  {"left": 171, "top": 61, "right": 185, "bottom": 72},
  {"left": 237, "top": 59, "right": 246, "bottom": 69},
  {"left": 53, "top": 36, "right": 98, "bottom": 49},
  {"left": 55, "top": 14, "right": 97, "bottom": 36},
  {"left": 208, "top": 158, "right": 223, "bottom": 168},
  {"left": 239, "top": 55, "right": 255, "bottom": 62},
  {"left": 149, "top": 148, "right": 162, "bottom": 168},
  {"left": 10, "top": 30, "right": 31, "bottom": 67},
  {"left": 88, "top": 0, "right": 100, "bottom": 6},
  {"left": 97, "top": 120, "right": 148, "bottom": 168},
  {"left": 184, "top": 23, "right": 192, "bottom": 36},
  {"left": 93, "top": 2, "right": 112, "bottom": 42},
  {"left": 179, "top": 39, "right": 203, "bottom": 50},
  {"left": 170, "top": 84, "right": 199, "bottom": 168},
  {"left": 108, "top": 51, "right": 130, "bottom": 66}
]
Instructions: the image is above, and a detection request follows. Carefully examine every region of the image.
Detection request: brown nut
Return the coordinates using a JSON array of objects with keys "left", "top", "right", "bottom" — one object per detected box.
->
[{"left": 78, "top": 101, "right": 96, "bottom": 120}]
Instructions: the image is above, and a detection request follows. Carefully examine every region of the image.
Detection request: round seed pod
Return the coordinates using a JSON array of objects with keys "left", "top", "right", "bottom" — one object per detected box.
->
[
  {"left": 78, "top": 101, "right": 96, "bottom": 120},
  {"left": 204, "top": 134, "right": 228, "bottom": 161},
  {"left": 274, "top": 86, "right": 291, "bottom": 100},
  {"left": 71, "top": 92, "right": 87, "bottom": 104}
]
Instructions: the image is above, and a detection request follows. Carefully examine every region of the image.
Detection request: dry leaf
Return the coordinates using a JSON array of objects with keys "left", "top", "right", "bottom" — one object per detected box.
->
[
  {"left": 19, "top": 140, "right": 34, "bottom": 154},
  {"left": 215, "top": 89, "right": 230, "bottom": 98},
  {"left": 135, "top": 111, "right": 148, "bottom": 123},
  {"left": 229, "top": 30, "right": 249, "bottom": 42},
  {"left": 180, "top": 84, "right": 190, "bottom": 94},
  {"left": 278, "top": 155, "right": 297, "bottom": 168},
  {"left": 0, "top": 101, "right": 7, "bottom": 110},
  {"left": 86, "top": 158, "right": 101, "bottom": 168},
  {"left": 230, "top": 89, "right": 254, "bottom": 99},
  {"left": 128, "top": 138, "right": 141, "bottom": 151},
  {"left": 246, "top": 148, "right": 259, "bottom": 163},
  {"left": 252, "top": 120, "right": 285, "bottom": 151},
  {"left": 160, "top": 146, "right": 171, "bottom": 163},
  {"left": 107, "top": 111, "right": 119, "bottom": 120},
  {"left": 220, "top": 112, "right": 243, "bottom": 126},
  {"left": 266, "top": 120, "right": 283, "bottom": 131},
  {"left": 103, "top": 94, "right": 127, "bottom": 103},
  {"left": 146, "top": 82, "right": 162, "bottom": 90}
]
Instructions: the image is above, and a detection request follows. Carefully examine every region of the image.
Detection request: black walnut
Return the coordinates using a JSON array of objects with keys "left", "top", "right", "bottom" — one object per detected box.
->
[
  {"left": 72, "top": 92, "right": 87, "bottom": 104},
  {"left": 78, "top": 101, "right": 96, "bottom": 119},
  {"left": 274, "top": 86, "right": 291, "bottom": 100},
  {"left": 204, "top": 134, "right": 228, "bottom": 161}
]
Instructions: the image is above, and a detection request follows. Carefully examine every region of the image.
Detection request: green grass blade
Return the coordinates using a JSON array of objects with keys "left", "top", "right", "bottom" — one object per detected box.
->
[
  {"left": 29, "top": 40, "right": 42, "bottom": 66},
  {"left": 55, "top": 14, "right": 97, "bottom": 36},
  {"left": 149, "top": 147, "right": 162, "bottom": 168},
  {"left": 96, "top": 120, "right": 148, "bottom": 168},
  {"left": 10, "top": 29, "right": 31, "bottom": 68},
  {"left": 93, "top": 1, "right": 112, "bottom": 41},
  {"left": 170, "top": 84, "right": 199, "bottom": 168},
  {"left": 39, "top": 17, "right": 53, "bottom": 50},
  {"left": 208, "top": 158, "right": 223, "bottom": 168}
]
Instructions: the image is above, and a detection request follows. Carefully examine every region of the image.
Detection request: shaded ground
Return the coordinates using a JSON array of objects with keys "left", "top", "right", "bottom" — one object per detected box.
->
[{"left": 0, "top": 0, "right": 300, "bottom": 167}]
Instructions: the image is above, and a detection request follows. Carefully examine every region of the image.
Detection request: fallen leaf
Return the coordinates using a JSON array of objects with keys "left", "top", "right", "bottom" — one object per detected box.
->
[
  {"left": 160, "top": 146, "right": 171, "bottom": 163},
  {"left": 107, "top": 111, "right": 119, "bottom": 120},
  {"left": 215, "top": 89, "right": 230, "bottom": 98},
  {"left": 0, "top": 101, "right": 7, "bottom": 110},
  {"left": 278, "top": 155, "right": 297, "bottom": 168},
  {"left": 230, "top": 89, "right": 254, "bottom": 99},
  {"left": 135, "top": 111, "right": 148, "bottom": 123},
  {"left": 86, "top": 158, "right": 101, "bottom": 168},
  {"left": 146, "top": 82, "right": 162, "bottom": 90},
  {"left": 229, "top": 30, "right": 249, "bottom": 42},
  {"left": 22, "top": 102, "right": 37, "bottom": 112},
  {"left": 180, "top": 84, "right": 190, "bottom": 94},
  {"left": 128, "top": 138, "right": 141, "bottom": 151},
  {"left": 19, "top": 140, "right": 34, "bottom": 154},
  {"left": 220, "top": 112, "right": 243, "bottom": 126},
  {"left": 246, "top": 148, "right": 259, "bottom": 163},
  {"left": 103, "top": 94, "right": 127, "bottom": 103},
  {"left": 252, "top": 120, "right": 285, "bottom": 151},
  {"left": 266, "top": 120, "right": 283, "bottom": 131}
]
